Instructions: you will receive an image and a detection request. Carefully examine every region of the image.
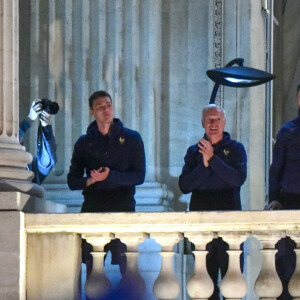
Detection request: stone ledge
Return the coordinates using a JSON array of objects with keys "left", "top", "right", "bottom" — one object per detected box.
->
[{"left": 24, "top": 210, "right": 300, "bottom": 234}]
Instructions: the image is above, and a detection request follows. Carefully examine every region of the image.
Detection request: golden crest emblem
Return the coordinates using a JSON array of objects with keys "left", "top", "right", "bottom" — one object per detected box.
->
[
  {"left": 223, "top": 149, "right": 229, "bottom": 156},
  {"left": 119, "top": 137, "right": 125, "bottom": 145}
]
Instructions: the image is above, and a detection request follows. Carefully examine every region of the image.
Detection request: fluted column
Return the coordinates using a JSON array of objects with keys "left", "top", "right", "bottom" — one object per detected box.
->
[
  {"left": 151, "top": 232, "right": 183, "bottom": 300},
  {"left": 185, "top": 232, "right": 215, "bottom": 300},
  {"left": 0, "top": 0, "right": 44, "bottom": 200},
  {"left": 254, "top": 232, "right": 284, "bottom": 300},
  {"left": 219, "top": 232, "right": 248, "bottom": 300},
  {"left": 82, "top": 234, "right": 114, "bottom": 300}
]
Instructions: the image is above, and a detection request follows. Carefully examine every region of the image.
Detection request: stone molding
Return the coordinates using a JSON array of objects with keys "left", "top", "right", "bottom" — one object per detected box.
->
[{"left": 213, "top": 0, "right": 224, "bottom": 106}]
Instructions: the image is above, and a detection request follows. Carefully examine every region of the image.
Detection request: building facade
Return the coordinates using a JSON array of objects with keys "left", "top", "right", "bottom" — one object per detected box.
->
[{"left": 0, "top": 0, "right": 300, "bottom": 299}]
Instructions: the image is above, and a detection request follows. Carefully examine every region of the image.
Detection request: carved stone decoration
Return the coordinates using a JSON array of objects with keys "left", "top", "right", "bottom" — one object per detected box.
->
[{"left": 213, "top": 0, "right": 224, "bottom": 107}]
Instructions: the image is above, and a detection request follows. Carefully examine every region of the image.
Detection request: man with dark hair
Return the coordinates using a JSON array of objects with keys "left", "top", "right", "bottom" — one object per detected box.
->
[
  {"left": 179, "top": 104, "right": 247, "bottom": 300},
  {"left": 88, "top": 90, "right": 112, "bottom": 108},
  {"left": 67, "top": 90, "right": 146, "bottom": 276},
  {"left": 266, "top": 83, "right": 300, "bottom": 299}
]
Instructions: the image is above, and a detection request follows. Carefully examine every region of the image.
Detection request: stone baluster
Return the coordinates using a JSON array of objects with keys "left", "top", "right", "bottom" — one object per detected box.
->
[
  {"left": 185, "top": 232, "right": 215, "bottom": 300},
  {"left": 253, "top": 232, "right": 284, "bottom": 300},
  {"left": 219, "top": 232, "right": 249, "bottom": 300},
  {"left": 115, "top": 232, "right": 149, "bottom": 299},
  {"left": 151, "top": 232, "right": 183, "bottom": 300},
  {"left": 82, "top": 234, "right": 114, "bottom": 300},
  {"left": 289, "top": 249, "right": 300, "bottom": 300},
  {"left": 287, "top": 233, "right": 300, "bottom": 299}
]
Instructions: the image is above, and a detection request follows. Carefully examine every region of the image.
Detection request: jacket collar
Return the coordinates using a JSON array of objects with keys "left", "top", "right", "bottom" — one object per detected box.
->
[
  {"left": 203, "top": 132, "right": 231, "bottom": 148},
  {"left": 87, "top": 118, "right": 123, "bottom": 140}
]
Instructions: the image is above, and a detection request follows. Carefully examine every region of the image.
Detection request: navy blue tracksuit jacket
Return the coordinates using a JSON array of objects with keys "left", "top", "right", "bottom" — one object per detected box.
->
[
  {"left": 67, "top": 118, "right": 145, "bottom": 212},
  {"left": 179, "top": 132, "right": 247, "bottom": 211},
  {"left": 269, "top": 110, "right": 300, "bottom": 208}
]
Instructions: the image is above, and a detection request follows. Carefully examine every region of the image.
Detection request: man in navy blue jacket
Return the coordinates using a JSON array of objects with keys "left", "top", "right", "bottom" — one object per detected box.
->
[
  {"left": 67, "top": 90, "right": 146, "bottom": 276},
  {"left": 267, "top": 84, "right": 300, "bottom": 209},
  {"left": 179, "top": 104, "right": 247, "bottom": 300},
  {"left": 266, "top": 84, "right": 300, "bottom": 300}
]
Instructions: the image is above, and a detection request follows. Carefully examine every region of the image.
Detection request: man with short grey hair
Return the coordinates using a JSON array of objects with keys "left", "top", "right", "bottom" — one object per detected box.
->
[{"left": 179, "top": 104, "right": 247, "bottom": 300}]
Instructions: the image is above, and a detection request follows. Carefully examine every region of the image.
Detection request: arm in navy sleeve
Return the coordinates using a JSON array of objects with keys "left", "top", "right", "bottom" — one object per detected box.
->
[
  {"left": 209, "top": 143, "right": 247, "bottom": 188},
  {"left": 269, "top": 129, "right": 286, "bottom": 203},
  {"left": 178, "top": 146, "right": 212, "bottom": 193},
  {"left": 19, "top": 118, "right": 32, "bottom": 141},
  {"left": 67, "top": 136, "right": 88, "bottom": 190}
]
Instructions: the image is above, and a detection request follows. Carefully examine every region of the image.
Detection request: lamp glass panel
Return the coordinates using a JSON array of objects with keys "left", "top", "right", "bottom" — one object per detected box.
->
[{"left": 224, "top": 77, "right": 260, "bottom": 84}]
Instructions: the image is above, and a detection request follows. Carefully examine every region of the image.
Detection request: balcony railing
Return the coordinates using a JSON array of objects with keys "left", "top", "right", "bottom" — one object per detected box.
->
[{"left": 25, "top": 210, "right": 300, "bottom": 300}]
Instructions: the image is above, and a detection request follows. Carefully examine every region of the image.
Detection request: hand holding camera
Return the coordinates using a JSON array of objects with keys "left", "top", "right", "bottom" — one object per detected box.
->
[
  {"left": 28, "top": 100, "right": 42, "bottom": 121},
  {"left": 39, "top": 110, "right": 51, "bottom": 127},
  {"left": 27, "top": 98, "right": 59, "bottom": 125}
]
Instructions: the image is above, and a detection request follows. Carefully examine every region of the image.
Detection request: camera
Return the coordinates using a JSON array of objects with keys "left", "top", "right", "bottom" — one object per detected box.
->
[{"left": 38, "top": 98, "right": 59, "bottom": 115}]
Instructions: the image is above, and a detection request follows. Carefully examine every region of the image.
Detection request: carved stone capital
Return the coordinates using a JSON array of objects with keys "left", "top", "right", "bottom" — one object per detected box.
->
[
  {"left": 115, "top": 232, "right": 149, "bottom": 252},
  {"left": 151, "top": 232, "right": 183, "bottom": 251},
  {"left": 252, "top": 231, "right": 285, "bottom": 249},
  {"left": 218, "top": 231, "right": 249, "bottom": 249},
  {"left": 82, "top": 233, "right": 114, "bottom": 252},
  {"left": 184, "top": 231, "right": 216, "bottom": 250}
]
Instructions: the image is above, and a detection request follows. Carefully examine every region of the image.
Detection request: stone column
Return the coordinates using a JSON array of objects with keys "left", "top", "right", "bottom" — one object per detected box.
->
[
  {"left": 0, "top": 0, "right": 43, "bottom": 199},
  {"left": 0, "top": 1, "right": 44, "bottom": 299}
]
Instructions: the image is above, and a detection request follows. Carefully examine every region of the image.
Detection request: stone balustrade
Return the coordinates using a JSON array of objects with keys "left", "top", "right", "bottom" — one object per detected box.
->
[{"left": 25, "top": 210, "right": 300, "bottom": 300}]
